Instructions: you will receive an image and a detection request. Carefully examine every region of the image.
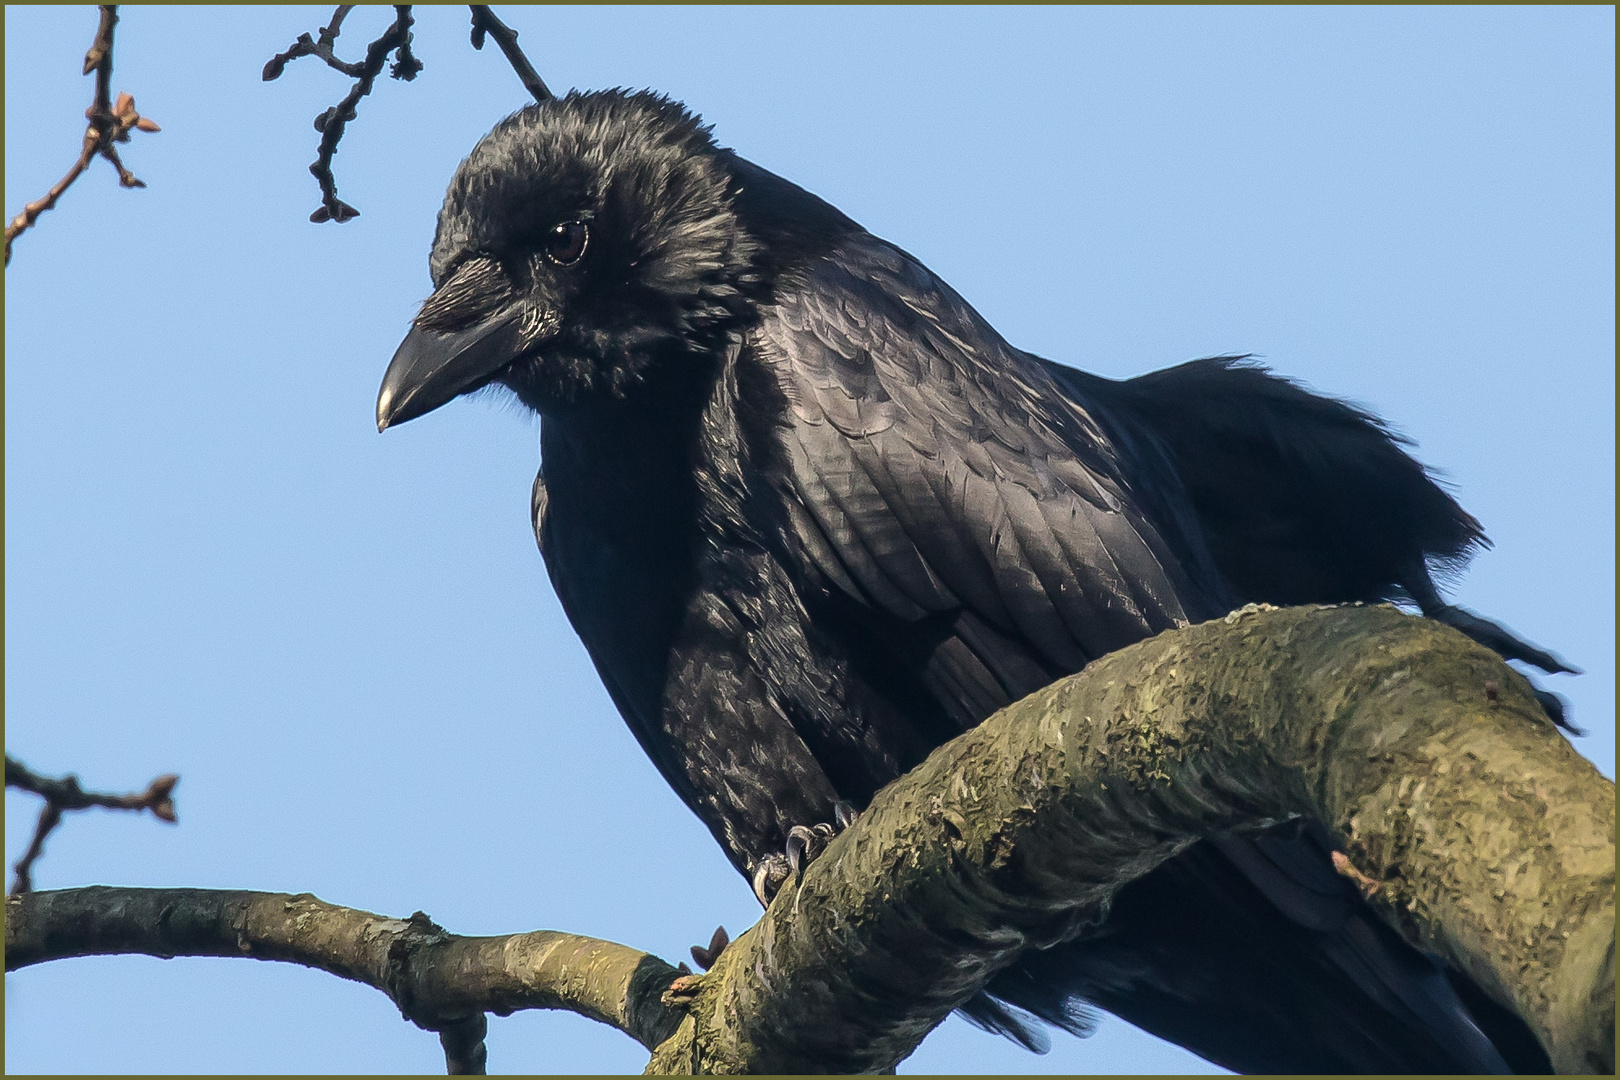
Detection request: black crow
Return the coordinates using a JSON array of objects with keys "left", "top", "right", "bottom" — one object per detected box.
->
[{"left": 377, "top": 90, "right": 1569, "bottom": 1073}]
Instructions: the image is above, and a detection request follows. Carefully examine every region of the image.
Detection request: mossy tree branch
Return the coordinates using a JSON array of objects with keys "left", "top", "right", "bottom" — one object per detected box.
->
[
  {"left": 652, "top": 603, "right": 1611, "bottom": 1074},
  {"left": 4, "top": 887, "right": 685, "bottom": 1074},
  {"left": 7, "top": 605, "right": 1612, "bottom": 1074}
]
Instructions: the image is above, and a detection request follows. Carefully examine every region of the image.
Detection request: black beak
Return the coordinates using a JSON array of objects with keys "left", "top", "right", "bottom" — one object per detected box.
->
[{"left": 377, "top": 311, "right": 526, "bottom": 431}]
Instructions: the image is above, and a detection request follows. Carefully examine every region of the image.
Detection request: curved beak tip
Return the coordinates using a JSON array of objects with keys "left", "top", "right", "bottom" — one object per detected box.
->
[{"left": 376, "top": 312, "right": 526, "bottom": 435}]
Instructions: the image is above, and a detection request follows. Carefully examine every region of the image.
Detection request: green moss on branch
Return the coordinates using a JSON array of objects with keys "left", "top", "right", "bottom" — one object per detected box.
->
[
  {"left": 649, "top": 605, "right": 1612, "bottom": 1074},
  {"left": 4, "top": 886, "right": 685, "bottom": 1073}
]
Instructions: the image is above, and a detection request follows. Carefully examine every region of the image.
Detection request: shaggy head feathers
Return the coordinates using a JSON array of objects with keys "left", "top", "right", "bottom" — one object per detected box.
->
[{"left": 425, "top": 91, "right": 761, "bottom": 407}]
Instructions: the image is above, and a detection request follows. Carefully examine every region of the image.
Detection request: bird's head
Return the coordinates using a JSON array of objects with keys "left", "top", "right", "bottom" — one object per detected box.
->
[{"left": 377, "top": 90, "right": 760, "bottom": 429}]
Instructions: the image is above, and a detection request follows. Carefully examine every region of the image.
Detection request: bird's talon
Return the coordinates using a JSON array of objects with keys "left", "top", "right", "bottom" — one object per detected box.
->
[
  {"left": 752, "top": 854, "right": 790, "bottom": 906},
  {"left": 755, "top": 813, "right": 851, "bottom": 904},
  {"left": 785, "top": 823, "right": 819, "bottom": 878}
]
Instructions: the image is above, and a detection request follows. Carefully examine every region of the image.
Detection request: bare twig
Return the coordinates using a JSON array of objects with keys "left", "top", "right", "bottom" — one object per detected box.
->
[
  {"left": 4, "top": 5, "right": 161, "bottom": 266},
  {"left": 262, "top": 5, "right": 420, "bottom": 223},
  {"left": 468, "top": 6, "right": 551, "bottom": 103},
  {"left": 264, "top": 6, "right": 554, "bottom": 223},
  {"left": 437, "top": 1013, "right": 489, "bottom": 1076},
  {"left": 262, "top": 6, "right": 364, "bottom": 79},
  {"left": 5, "top": 755, "right": 178, "bottom": 896},
  {"left": 5, "top": 886, "right": 685, "bottom": 1075}
]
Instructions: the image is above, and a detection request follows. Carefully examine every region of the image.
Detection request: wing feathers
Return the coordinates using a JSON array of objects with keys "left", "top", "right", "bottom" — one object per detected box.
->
[{"left": 759, "top": 235, "right": 1192, "bottom": 677}]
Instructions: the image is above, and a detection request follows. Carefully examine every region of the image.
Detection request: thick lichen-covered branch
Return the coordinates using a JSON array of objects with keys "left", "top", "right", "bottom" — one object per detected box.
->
[
  {"left": 7, "top": 606, "right": 1611, "bottom": 1074},
  {"left": 651, "top": 604, "right": 1612, "bottom": 1075}
]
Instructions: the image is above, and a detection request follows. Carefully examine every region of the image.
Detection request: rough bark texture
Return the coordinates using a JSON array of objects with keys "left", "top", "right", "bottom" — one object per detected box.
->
[
  {"left": 7, "top": 606, "right": 1611, "bottom": 1074},
  {"left": 3, "top": 886, "right": 685, "bottom": 1067},
  {"left": 647, "top": 604, "right": 1612, "bottom": 1074}
]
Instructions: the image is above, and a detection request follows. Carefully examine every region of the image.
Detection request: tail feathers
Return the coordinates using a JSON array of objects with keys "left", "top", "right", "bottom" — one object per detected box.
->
[
  {"left": 956, "top": 993, "right": 1055, "bottom": 1055},
  {"left": 958, "top": 972, "right": 1098, "bottom": 1055},
  {"left": 1043, "top": 355, "right": 1489, "bottom": 608},
  {"left": 1399, "top": 563, "right": 1581, "bottom": 731}
]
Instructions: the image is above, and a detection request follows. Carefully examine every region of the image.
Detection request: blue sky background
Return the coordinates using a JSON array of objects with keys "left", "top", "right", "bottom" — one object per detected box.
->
[{"left": 5, "top": 6, "right": 1613, "bottom": 1074}]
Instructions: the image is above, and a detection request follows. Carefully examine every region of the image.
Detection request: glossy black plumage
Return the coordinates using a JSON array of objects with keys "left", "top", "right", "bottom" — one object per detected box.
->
[{"left": 379, "top": 91, "right": 1562, "bottom": 1073}]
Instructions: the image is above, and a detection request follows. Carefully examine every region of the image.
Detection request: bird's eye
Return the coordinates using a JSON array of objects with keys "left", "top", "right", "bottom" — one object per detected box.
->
[{"left": 544, "top": 221, "right": 589, "bottom": 266}]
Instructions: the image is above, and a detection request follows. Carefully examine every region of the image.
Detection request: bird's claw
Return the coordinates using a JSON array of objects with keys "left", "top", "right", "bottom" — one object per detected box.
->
[
  {"left": 785, "top": 822, "right": 835, "bottom": 878},
  {"left": 752, "top": 854, "right": 790, "bottom": 906},
  {"left": 752, "top": 801, "right": 864, "bottom": 905}
]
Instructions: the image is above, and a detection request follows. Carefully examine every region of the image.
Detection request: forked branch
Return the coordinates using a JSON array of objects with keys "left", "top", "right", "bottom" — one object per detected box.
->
[
  {"left": 262, "top": 4, "right": 420, "bottom": 223},
  {"left": 5, "top": 756, "right": 178, "bottom": 896},
  {"left": 4, "top": 5, "right": 161, "bottom": 266},
  {"left": 264, "top": 5, "right": 551, "bottom": 224},
  {"left": 5, "top": 887, "right": 683, "bottom": 1076}
]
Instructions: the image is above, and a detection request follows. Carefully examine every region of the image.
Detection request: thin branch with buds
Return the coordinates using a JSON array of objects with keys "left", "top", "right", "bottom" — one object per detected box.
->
[
  {"left": 264, "top": 6, "right": 552, "bottom": 224},
  {"left": 5, "top": 755, "right": 178, "bottom": 896},
  {"left": 468, "top": 6, "right": 551, "bottom": 103},
  {"left": 3, "top": 5, "right": 161, "bottom": 267},
  {"left": 262, "top": 4, "right": 421, "bottom": 224}
]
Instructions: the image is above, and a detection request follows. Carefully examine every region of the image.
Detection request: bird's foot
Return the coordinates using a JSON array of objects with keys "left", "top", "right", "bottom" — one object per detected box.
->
[
  {"left": 751, "top": 854, "right": 790, "bottom": 906},
  {"left": 751, "top": 800, "right": 860, "bottom": 905},
  {"left": 751, "top": 825, "right": 832, "bottom": 904},
  {"left": 689, "top": 925, "right": 729, "bottom": 971}
]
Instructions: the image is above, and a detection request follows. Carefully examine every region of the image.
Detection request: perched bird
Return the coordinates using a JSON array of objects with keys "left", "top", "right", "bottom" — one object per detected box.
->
[{"left": 377, "top": 89, "right": 1570, "bottom": 1073}]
